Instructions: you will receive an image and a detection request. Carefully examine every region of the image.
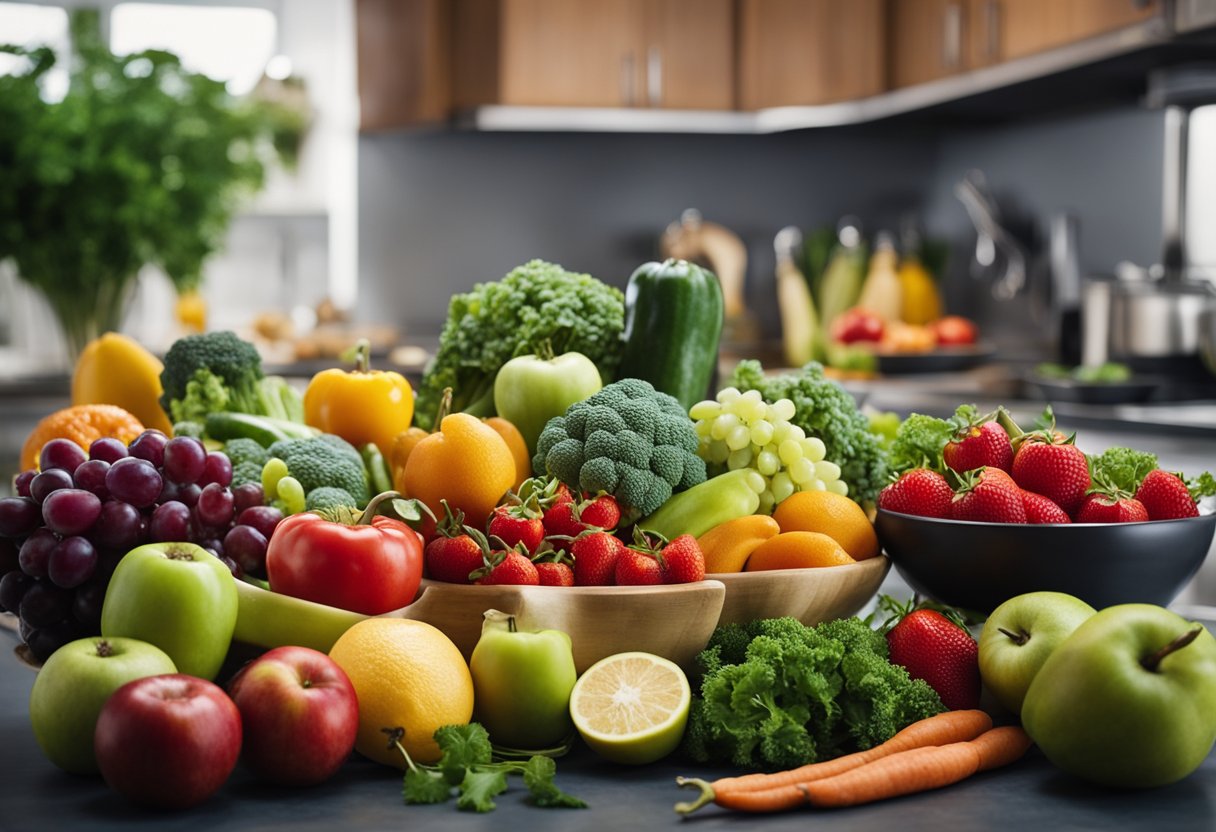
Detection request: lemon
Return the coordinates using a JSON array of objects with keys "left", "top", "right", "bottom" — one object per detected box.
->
[
  {"left": 569, "top": 652, "right": 690, "bottom": 765},
  {"left": 329, "top": 618, "right": 474, "bottom": 767}
]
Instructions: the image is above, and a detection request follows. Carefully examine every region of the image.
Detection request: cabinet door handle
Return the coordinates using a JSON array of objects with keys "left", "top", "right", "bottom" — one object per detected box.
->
[
  {"left": 943, "top": 3, "right": 962, "bottom": 70},
  {"left": 621, "top": 51, "right": 636, "bottom": 107},
  {"left": 647, "top": 46, "right": 662, "bottom": 108},
  {"left": 984, "top": 0, "right": 1000, "bottom": 63}
]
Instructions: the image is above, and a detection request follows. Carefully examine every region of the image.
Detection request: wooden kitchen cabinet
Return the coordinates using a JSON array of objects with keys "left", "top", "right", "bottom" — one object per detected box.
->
[
  {"left": 739, "top": 0, "right": 885, "bottom": 109},
  {"left": 460, "top": 0, "right": 734, "bottom": 110},
  {"left": 888, "top": 0, "right": 968, "bottom": 88},
  {"left": 992, "top": 0, "right": 1163, "bottom": 61}
]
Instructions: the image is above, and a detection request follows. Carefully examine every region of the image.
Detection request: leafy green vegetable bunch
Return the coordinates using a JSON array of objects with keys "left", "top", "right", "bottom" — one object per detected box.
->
[
  {"left": 416, "top": 260, "right": 625, "bottom": 428},
  {"left": 684, "top": 617, "right": 944, "bottom": 771},
  {"left": 0, "top": 11, "right": 288, "bottom": 356},
  {"left": 390, "top": 723, "right": 585, "bottom": 813},
  {"left": 729, "top": 361, "right": 888, "bottom": 505}
]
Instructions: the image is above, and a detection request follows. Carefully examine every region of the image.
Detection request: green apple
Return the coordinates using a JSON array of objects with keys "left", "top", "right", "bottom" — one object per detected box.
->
[
  {"left": 1022, "top": 604, "right": 1216, "bottom": 788},
  {"left": 978, "top": 591, "right": 1096, "bottom": 715},
  {"left": 493, "top": 349, "right": 602, "bottom": 454},
  {"left": 29, "top": 636, "right": 177, "bottom": 774},
  {"left": 469, "top": 610, "right": 577, "bottom": 750},
  {"left": 101, "top": 542, "right": 238, "bottom": 680}
]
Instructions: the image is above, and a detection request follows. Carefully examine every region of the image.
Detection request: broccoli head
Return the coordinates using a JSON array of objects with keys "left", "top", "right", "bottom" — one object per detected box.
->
[
  {"left": 267, "top": 435, "right": 369, "bottom": 505},
  {"left": 160, "top": 331, "right": 264, "bottom": 415},
  {"left": 532, "top": 378, "right": 705, "bottom": 519},
  {"left": 224, "top": 438, "right": 271, "bottom": 488},
  {"left": 305, "top": 486, "right": 359, "bottom": 511},
  {"left": 416, "top": 260, "right": 625, "bottom": 428}
]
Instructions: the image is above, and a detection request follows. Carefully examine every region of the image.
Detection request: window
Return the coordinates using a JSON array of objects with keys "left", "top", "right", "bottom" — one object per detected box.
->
[
  {"left": 0, "top": 2, "right": 70, "bottom": 100},
  {"left": 109, "top": 2, "right": 277, "bottom": 95}
]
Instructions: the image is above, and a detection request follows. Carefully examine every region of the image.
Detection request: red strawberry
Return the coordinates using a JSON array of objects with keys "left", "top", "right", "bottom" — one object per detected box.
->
[
  {"left": 1074, "top": 493, "right": 1149, "bottom": 523},
  {"left": 542, "top": 484, "right": 584, "bottom": 538},
  {"left": 424, "top": 501, "right": 488, "bottom": 583},
  {"left": 479, "top": 550, "right": 540, "bottom": 586},
  {"left": 951, "top": 466, "right": 1027, "bottom": 523},
  {"left": 1011, "top": 434, "right": 1090, "bottom": 514},
  {"left": 614, "top": 548, "right": 663, "bottom": 585},
  {"left": 878, "top": 469, "right": 953, "bottom": 518},
  {"left": 943, "top": 410, "right": 1013, "bottom": 474},
  {"left": 578, "top": 493, "right": 621, "bottom": 531},
  {"left": 1135, "top": 469, "right": 1199, "bottom": 521},
  {"left": 1021, "top": 490, "right": 1071, "bottom": 524},
  {"left": 489, "top": 504, "right": 545, "bottom": 553},
  {"left": 882, "top": 599, "right": 980, "bottom": 711},
  {"left": 571, "top": 531, "right": 624, "bottom": 586},
  {"left": 535, "top": 561, "right": 574, "bottom": 586},
  {"left": 658, "top": 534, "right": 706, "bottom": 584}
]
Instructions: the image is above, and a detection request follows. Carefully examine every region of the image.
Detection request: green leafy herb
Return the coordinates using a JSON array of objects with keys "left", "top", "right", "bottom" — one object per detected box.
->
[
  {"left": 457, "top": 769, "right": 509, "bottom": 813},
  {"left": 523, "top": 755, "right": 588, "bottom": 808},
  {"left": 887, "top": 413, "right": 953, "bottom": 475},
  {"left": 390, "top": 723, "right": 586, "bottom": 813},
  {"left": 1190, "top": 471, "right": 1216, "bottom": 501},
  {"left": 1089, "top": 447, "right": 1159, "bottom": 494}
]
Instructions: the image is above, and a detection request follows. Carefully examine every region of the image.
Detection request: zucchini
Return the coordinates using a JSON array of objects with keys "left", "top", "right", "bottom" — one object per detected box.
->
[
  {"left": 617, "top": 259, "right": 724, "bottom": 410},
  {"left": 204, "top": 412, "right": 291, "bottom": 446}
]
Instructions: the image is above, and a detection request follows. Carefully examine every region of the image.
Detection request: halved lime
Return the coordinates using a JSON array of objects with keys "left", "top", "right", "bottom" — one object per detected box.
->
[{"left": 569, "top": 652, "right": 691, "bottom": 765}]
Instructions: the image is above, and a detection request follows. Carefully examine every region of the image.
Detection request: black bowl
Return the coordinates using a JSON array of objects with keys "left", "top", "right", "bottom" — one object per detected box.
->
[{"left": 875, "top": 509, "right": 1216, "bottom": 612}]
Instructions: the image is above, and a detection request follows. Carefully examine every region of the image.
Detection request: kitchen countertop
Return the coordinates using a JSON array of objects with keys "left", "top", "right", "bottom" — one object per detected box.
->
[{"left": 2, "top": 617, "right": 1215, "bottom": 832}]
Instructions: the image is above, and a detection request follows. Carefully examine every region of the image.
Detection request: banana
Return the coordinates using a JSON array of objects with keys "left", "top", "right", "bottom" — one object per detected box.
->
[{"left": 233, "top": 579, "right": 367, "bottom": 653}]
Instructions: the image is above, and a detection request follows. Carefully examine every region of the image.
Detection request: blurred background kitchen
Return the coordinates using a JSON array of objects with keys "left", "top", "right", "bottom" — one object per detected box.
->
[{"left": 2, "top": 2, "right": 1216, "bottom": 600}]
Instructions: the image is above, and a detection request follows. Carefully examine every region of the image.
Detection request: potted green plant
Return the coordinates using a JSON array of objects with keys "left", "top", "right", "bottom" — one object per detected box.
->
[{"left": 0, "top": 11, "right": 293, "bottom": 359}]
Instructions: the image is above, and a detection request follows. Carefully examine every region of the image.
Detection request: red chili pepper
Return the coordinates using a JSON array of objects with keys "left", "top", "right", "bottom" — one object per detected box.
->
[{"left": 265, "top": 492, "right": 424, "bottom": 615}]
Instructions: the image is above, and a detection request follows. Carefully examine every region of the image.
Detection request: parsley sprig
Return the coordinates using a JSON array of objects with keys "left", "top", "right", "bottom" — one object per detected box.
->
[{"left": 385, "top": 724, "right": 587, "bottom": 813}]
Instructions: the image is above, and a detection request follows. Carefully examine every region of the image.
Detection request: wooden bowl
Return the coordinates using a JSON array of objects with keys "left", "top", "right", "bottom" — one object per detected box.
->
[
  {"left": 388, "top": 579, "right": 726, "bottom": 673},
  {"left": 711, "top": 556, "right": 890, "bottom": 627}
]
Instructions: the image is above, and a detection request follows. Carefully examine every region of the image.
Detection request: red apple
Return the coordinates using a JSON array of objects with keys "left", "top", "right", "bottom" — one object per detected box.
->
[
  {"left": 94, "top": 674, "right": 241, "bottom": 810},
  {"left": 227, "top": 646, "right": 358, "bottom": 785},
  {"left": 932, "top": 315, "right": 978, "bottom": 346}
]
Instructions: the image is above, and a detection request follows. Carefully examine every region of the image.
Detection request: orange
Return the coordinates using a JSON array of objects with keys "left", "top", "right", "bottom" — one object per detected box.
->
[
  {"left": 484, "top": 416, "right": 531, "bottom": 490},
  {"left": 389, "top": 427, "right": 431, "bottom": 493},
  {"left": 401, "top": 413, "right": 515, "bottom": 530},
  {"left": 772, "top": 490, "right": 880, "bottom": 560},
  {"left": 328, "top": 618, "right": 473, "bottom": 767},
  {"left": 698, "top": 515, "right": 781, "bottom": 573},
  {"left": 744, "top": 531, "right": 855, "bottom": 571},
  {"left": 21, "top": 404, "right": 145, "bottom": 472}
]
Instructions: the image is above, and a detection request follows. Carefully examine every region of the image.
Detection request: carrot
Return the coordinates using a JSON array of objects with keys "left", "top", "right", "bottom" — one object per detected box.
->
[
  {"left": 674, "top": 709, "right": 992, "bottom": 815},
  {"left": 674, "top": 725, "right": 1031, "bottom": 815}
]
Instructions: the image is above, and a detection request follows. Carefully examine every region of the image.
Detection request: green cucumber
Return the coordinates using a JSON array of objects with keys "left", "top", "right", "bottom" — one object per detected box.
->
[
  {"left": 617, "top": 259, "right": 724, "bottom": 411},
  {"left": 204, "top": 412, "right": 291, "bottom": 446}
]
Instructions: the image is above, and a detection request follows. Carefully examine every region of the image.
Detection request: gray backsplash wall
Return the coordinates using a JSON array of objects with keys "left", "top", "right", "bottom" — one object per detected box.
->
[
  {"left": 357, "top": 127, "right": 940, "bottom": 339},
  {"left": 358, "top": 105, "right": 1167, "bottom": 353}
]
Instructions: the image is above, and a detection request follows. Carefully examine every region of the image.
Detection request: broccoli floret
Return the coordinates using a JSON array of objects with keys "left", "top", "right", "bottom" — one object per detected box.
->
[
  {"left": 223, "top": 438, "right": 270, "bottom": 469},
  {"left": 684, "top": 616, "right": 944, "bottom": 771},
  {"left": 160, "top": 331, "right": 264, "bottom": 416},
  {"left": 232, "top": 461, "right": 266, "bottom": 488},
  {"left": 416, "top": 260, "right": 624, "bottom": 428},
  {"left": 730, "top": 360, "right": 888, "bottom": 506},
  {"left": 267, "top": 435, "right": 369, "bottom": 505},
  {"left": 531, "top": 379, "right": 706, "bottom": 519},
  {"left": 171, "top": 421, "right": 205, "bottom": 439},
  {"left": 170, "top": 368, "right": 230, "bottom": 424},
  {"left": 305, "top": 486, "right": 358, "bottom": 511}
]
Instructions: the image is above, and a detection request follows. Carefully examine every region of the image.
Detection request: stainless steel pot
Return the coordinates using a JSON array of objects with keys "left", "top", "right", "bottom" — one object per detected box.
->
[{"left": 1082, "top": 265, "right": 1216, "bottom": 363}]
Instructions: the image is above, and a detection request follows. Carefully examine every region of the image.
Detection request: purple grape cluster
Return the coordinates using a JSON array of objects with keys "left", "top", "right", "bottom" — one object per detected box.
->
[{"left": 1, "top": 431, "right": 284, "bottom": 662}]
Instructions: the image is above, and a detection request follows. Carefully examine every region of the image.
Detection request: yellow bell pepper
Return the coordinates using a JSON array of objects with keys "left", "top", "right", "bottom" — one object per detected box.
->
[
  {"left": 696, "top": 514, "right": 781, "bottom": 573},
  {"left": 303, "top": 340, "right": 414, "bottom": 459},
  {"left": 71, "top": 333, "right": 173, "bottom": 434}
]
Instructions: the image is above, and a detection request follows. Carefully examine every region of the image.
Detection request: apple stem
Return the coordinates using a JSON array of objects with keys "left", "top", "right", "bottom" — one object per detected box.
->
[
  {"left": 95, "top": 639, "right": 113, "bottom": 658},
  {"left": 1141, "top": 628, "right": 1203, "bottom": 672},
  {"left": 507, "top": 615, "right": 517, "bottom": 634},
  {"left": 998, "top": 627, "right": 1030, "bottom": 646}
]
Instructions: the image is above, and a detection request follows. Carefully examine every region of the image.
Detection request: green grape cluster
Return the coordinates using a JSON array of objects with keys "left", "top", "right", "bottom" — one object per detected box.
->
[{"left": 691, "top": 388, "right": 846, "bottom": 513}]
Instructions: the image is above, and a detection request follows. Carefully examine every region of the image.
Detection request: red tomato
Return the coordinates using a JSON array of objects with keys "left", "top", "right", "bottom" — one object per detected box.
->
[
  {"left": 266, "top": 513, "right": 423, "bottom": 615},
  {"left": 932, "top": 316, "right": 978, "bottom": 346},
  {"left": 831, "top": 308, "right": 885, "bottom": 344}
]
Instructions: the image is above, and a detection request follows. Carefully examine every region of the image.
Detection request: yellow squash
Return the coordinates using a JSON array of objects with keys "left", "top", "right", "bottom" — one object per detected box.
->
[
  {"left": 696, "top": 514, "right": 781, "bottom": 573},
  {"left": 71, "top": 333, "right": 173, "bottom": 434},
  {"left": 304, "top": 340, "right": 414, "bottom": 458}
]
